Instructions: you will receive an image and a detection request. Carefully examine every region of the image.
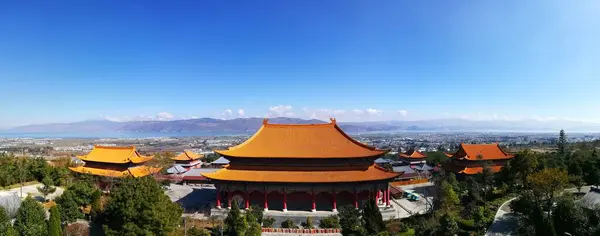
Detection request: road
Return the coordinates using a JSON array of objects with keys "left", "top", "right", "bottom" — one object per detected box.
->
[
  {"left": 0, "top": 183, "right": 65, "bottom": 201},
  {"left": 484, "top": 197, "right": 517, "bottom": 236}
]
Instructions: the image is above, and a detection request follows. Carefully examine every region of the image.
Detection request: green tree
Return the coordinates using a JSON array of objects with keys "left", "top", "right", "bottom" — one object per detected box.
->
[
  {"left": 436, "top": 214, "right": 459, "bottom": 236},
  {"left": 301, "top": 216, "right": 314, "bottom": 229},
  {"left": 245, "top": 213, "right": 262, "bottom": 236},
  {"left": 36, "top": 176, "right": 56, "bottom": 200},
  {"left": 552, "top": 197, "right": 590, "bottom": 236},
  {"left": 48, "top": 205, "right": 62, "bottom": 236},
  {"left": 102, "top": 176, "right": 183, "bottom": 236},
  {"left": 558, "top": 129, "right": 568, "bottom": 157},
  {"left": 527, "top": 168, "right": 569, "bottom": 218},
  {"left": 14, "top": 197, "right": 47, "bottom": 236},
  {"left": 55, "top": 181, "right": 101, "bottom": 223},
  {"left": 473, "top": 206, "right": 488, "bottom": 233},
  {"left": 435, "top": 181, "right": 459, "bottom": 213},
  {"left": 187, "top": 227, "right": 211, "bottom": 236},
  {"left": 338, "top": 205, "right": 365, "bottom": 236},
  {"left": 0, "top": 207, "right": 18, "bottom": 236},
  {"left": 362, "top": 199, "right": 384, "bottom": 235},
  {"left": 247, "top": 205, "right": 263, "bottom": 224},
  {"left": 587, "top": 167, "right": 600, "bottom": 187},
  {"left": 510, "top": 150, "right": 540, "bottom": 187},
  {"left": 223, "top": 200, "right": 248, "bottom": 236}
]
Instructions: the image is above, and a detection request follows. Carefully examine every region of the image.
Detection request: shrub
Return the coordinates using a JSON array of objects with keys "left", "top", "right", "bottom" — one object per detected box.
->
[
  {"left": 319, "top": 215, "right": 341, "bottom": 229},
  {"left": 301, "top": 216, "right": 314, "bottom": 229},
  {"left": 281, "top": 218, "right": 297, "bottom": 228},
  {"left": 263, "top": 216, "right": 276, "bottom": 228}
]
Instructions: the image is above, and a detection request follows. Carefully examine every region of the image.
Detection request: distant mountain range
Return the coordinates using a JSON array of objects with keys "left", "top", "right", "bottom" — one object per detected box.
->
[{"left": 6, "top": 117, "right": 600, "bottom": 134}]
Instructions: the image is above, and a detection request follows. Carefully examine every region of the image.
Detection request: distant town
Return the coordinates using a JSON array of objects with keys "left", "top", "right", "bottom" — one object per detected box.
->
[{"left": 2, "top": 130, "right": 599, "bottom": 159}]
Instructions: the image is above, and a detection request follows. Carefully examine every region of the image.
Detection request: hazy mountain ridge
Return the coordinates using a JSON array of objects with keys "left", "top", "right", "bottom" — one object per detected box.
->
[{"left": 8, "top": 117, "right": 600, "bottom": 133}]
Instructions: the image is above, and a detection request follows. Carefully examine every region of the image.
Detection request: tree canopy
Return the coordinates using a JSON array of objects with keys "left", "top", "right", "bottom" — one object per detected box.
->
[
  {"left": 101, "top": 176, "right": 183, "bottom": 236},
  {"left": 14, "top": 197, "right": 47, "bottom": 236}
]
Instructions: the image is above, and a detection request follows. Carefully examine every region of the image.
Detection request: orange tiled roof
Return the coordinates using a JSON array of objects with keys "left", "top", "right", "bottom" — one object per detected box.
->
[
  {"left": 69, "top": 165, "right": 160, "bottom": 177},
  {"left": 449, "top": 143, "right": 513, "bottom": 161},
  {"left": 399, "top": 150, "right": 427, "bottom": 159},
  {"left": 214, "top": 118, "right": 388, "bottom": 158},
  {"left": 172, "top": 150, "right": 203, "bottom": 161},
  {"left": 77, "top": 145, "right": 153, "bottom": 164},
  {"left": 202, "top": 164, "right": 399, "bottom": 183},
  {"left": 458, "top": 165, "right": 503, "bottom": 175}
]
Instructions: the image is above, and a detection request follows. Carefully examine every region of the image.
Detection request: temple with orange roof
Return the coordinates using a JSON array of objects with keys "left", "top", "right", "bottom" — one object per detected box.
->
[
  {"left": 444, "top": 143, "right": 514, "bottom": 175},
  {"left": 203, "top": 118, "right": 400, "bottom": 213},
  {"left": 399, "top": 149, "right": 427, "bottom": 165},
  {"left": 171, "top": 150, "right": 203, "bottom": 168},
  {"left": 70, "top": 145, "right": 161, "bottom": 178}
]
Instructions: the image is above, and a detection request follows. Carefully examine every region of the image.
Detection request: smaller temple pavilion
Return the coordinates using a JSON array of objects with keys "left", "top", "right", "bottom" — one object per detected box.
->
[
  {"left": 203, "top": 118, "right": 400, "bottom": 213},
  {"left": 399, "top": 150, "right": 427, "bottom": 165},
  {"left": 170, "top": 150, "right": 203, "bottom": 170},
  {"left": 70, "top": 145, "right": 160, "bottom": 177},
  {"left": 445, "top": 143, "right": 514, "bottom": 175}
]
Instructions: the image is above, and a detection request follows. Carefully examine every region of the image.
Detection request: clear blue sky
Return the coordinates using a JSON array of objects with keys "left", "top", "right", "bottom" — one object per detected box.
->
[{"left": 1, "top": 0, "right": 599, "bottom": 127}]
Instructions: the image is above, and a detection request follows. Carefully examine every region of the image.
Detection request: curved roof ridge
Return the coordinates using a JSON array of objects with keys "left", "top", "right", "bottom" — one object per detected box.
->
[
  {"left": 214, "top": 118, "right": 388, "bottom": 158},
  {"left": 78, "top": 145, "right": 153, "bottom": 164}
]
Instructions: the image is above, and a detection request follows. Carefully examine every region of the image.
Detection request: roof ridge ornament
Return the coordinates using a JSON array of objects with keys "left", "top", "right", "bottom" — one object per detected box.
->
[
  {"left": 330, "top": 118, "right": 336, "bottom": 124},
  {"left": 263, "top": 118, "right": 269, "bottom": 125}
]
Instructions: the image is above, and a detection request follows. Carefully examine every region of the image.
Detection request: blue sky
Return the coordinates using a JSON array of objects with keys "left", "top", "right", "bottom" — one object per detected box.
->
[{"left": 1, "top": 0, "right": 599, "bottom": 127}]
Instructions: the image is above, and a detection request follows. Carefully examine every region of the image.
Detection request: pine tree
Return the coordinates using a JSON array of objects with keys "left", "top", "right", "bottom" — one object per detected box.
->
[
  {"left": 0, "top": 206, "right": 18, "bottom": 236},
  {"left": 558, "top": 129, "right": 568, "bottom": 156},
  {"left": 36, "top": 176, "right": 56, "bottom": 201},
  {"left": 223, "top": 200, "right": 248, "bottom": 236},
  {"left": 48, "top": 205, "right": 62, "bottom": 236},
  {"left": 362, "top": 198, "right": 385, "bottom": 235},
  {"left": 14, "top": 197, "right": 48, "bottom": 236},
  {"left": 245, "top": 213, "right": 262, "bottom": 236}
]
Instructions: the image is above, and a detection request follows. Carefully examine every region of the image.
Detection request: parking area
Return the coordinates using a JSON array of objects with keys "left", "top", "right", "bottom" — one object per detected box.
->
[{"left": 390, "top": 182, "right": 435, "bottom": 218}]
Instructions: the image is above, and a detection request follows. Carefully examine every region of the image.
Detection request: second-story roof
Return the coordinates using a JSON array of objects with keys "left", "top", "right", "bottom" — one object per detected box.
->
[
  {"left": 214, "top": 118, "right": 388, "bottom": 159},
  {"left": 77, "top": 145, "right": 153, "bottom": 164},
  {"left": 448, "top": 143, "right": 513, "bottom": 161}
]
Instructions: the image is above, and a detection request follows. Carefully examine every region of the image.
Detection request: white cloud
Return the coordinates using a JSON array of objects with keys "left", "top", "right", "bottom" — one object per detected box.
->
[
  {"left": 268, "top": 105, "right": 294, "bottom": 117},
  {"left": 366, "top": 108, "right": 382, "bottom": 116},
  {"left": 237, "top": 109, "right": 245, "bottom": 117},
  {"left": 304, "top": 108, "right": 347, "bottom": 120},
  {"left": 353, "top": 109, "right": 364, "bottom": 115},
  {"left": 397, "top": 110, "right": 408, "bottom": 117},
  {"left": 156, "top": 112, "right": 175, "bottom": 121},
  {"left": 221, "top": 109, "right": 234, "bottom": 119}
]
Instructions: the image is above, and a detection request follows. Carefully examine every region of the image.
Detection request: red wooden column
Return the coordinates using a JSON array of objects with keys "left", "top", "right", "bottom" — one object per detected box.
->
[
  {"left": 227, "top": 190, "right": 232, "bottom": 209},
  {"left": 216, "top": 185, "right": 221, "bottom": 209},
  {"left": 283, "top": 189, "right": 288, "bottom": 212},
  {"left": 354, "top": 190, "right": 358, "bottom": 209},
  {"left": 386, "top": 185, "right": 391, "bottom": 207},
  {"left": 311, "top": 189, "right": 316, "bottom": 212},
  {"left": 244, "top": 191, "right": 250, "bottom": 209},
  {"left": 332, "top": 190, "right": 337, "bottom": 212},
  {"left": 375, "top": 188, "right": 380, "bottom": 205},
  {"left": 382, "top": 188, "right": 387, "bottom": 207},
  {"left": 264, "top": 190, "right": 269, "bottom": 211}
]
